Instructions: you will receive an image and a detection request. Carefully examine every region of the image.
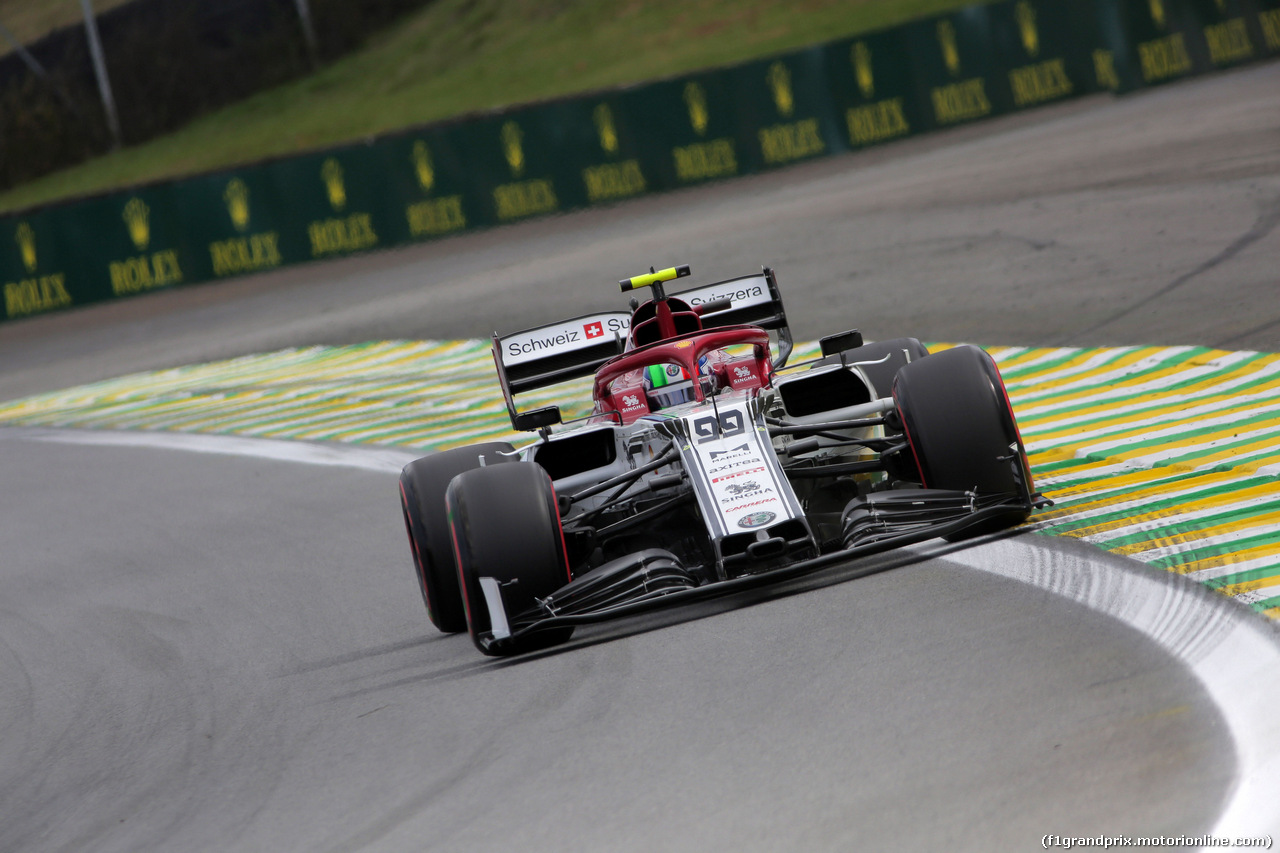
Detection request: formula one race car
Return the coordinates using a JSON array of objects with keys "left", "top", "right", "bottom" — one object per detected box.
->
[{"left": 399, "top": 265, "right": 1047, "bottom": 656}]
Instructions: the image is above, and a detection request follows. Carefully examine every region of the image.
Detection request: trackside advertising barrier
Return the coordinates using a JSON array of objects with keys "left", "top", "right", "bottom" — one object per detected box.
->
[{"left": 2, "top": 0, "right": 1277, "bottom": 324}]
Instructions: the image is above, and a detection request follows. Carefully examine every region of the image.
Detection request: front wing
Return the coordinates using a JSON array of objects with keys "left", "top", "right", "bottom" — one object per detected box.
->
[{"left": 475, "top": 489, "right": 1045, "bottom": 655}]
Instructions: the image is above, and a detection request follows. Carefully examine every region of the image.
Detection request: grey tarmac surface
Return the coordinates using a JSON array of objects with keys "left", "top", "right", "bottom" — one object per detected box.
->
[
  {"left": 1, "top": 59, "right": 1276, "bottom": 851},
  {"left": 0, "top": 438, "right": 1234, "bottom": 851}
]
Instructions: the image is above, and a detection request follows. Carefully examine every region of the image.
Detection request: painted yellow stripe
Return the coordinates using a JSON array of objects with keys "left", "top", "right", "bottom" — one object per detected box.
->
[
  {"left": 1049, "top": 482, "right": 1280, "bottom": 538},
  {"left": 1171, "top": 541, "right": 1280, "bottom": 576},
  {"left": 1108, "top": 511, "right": 1280, "bottom": 556}
]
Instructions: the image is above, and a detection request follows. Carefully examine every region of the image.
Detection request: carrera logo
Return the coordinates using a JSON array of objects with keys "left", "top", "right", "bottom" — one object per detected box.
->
[
  {"left": 737, "top": 511, "right": 776, "bottom": 529},
  {"left": 725, "top": 498, "right": 777, "bottom": 513},
  {"left": 584, "top": 321, "right": 603, "bottom": 338}
]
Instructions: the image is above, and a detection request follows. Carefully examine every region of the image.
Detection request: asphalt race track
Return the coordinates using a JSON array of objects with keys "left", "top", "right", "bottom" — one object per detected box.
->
[{"left": 2, "top": 62, "right": 1279, "bottom": 850}]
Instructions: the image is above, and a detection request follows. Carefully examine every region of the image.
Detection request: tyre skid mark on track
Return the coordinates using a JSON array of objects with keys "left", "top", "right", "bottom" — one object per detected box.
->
[{"left": 1, "top": 340, "right": 1278, "bottom": 620}]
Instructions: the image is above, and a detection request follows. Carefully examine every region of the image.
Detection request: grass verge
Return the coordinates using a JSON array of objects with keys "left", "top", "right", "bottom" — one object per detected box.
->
[{"left": 0, "top": 0, "right": 979, "bottom": 214}]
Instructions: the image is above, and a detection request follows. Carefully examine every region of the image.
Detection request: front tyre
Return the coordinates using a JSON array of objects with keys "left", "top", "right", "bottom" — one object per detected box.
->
[
  {"left": 448, "top": 462, "right": 574, "bottom": 656},
  {"left": 892, "top": 345, "right": 1033, "bottom": 540},
  {"left": 399, "top": 442, "right": 514, "bottom": 633}
]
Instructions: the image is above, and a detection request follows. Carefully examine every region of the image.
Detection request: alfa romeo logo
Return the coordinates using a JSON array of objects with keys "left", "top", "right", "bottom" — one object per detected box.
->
[{"left": 737, "top": 511, "right": 776, "bottom": 529}]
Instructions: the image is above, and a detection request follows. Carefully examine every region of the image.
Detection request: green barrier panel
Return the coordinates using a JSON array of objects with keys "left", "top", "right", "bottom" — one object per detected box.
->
[
  {"left": 903, "top": 6, "right": 1014, "bottom": 130},
  {"left": 617, "top": 69, "right": 747, "bottom": 189},
  {"left": 1186, "top": 0, "right": 1268, "bottom": 67},
  {"left": 264, "top": 145, "right": 399, "bottom": 262},
  {"left": 1260, "top": 0, "right": 1280, "bottom": 53},
  {"left": 728, "top": 48, "right": 846, "bottom": 172},
  {"left": 174, "top": 165, "right": 295, "bottom": 282},
  {"left": 822, "top": 29, "right": 929, "bottom": 151},
  {"left": 53, "top": 186, "right": 194, "bottom": 309},
  {"left": 1116, "top": 0, "right": 1214, "bottom": 85},
  {"left": 2, "top": 208, "right": 80, "bottom": 322},
  {"left": 4, "top": 0, "right": 1278, "bottom": 327},
  {"left": 519, "top": 97, "right": 655, "bottom": 209},
  {"left": 375, "top": 128, "right": 481, "bottom": 243},
  {"left": 439, "top": 110, "right": 570, "bottom": 225},
  {"left": 989, "top": 0, "right": 1108, "bottom": 108}
]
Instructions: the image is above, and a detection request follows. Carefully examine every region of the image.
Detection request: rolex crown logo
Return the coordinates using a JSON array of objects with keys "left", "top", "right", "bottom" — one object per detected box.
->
[
  {"left": 322, "top": 158, "right": 346, "bottom": 211},
  {"left": 684, "top": 82, "right": 709, "bottom": 136},
  {"left": 938, "top": 20, "right": 961, "bottom": 76},
  {"left": 767, "top": 61, "right": 794, "bottom": 118},
  {"left": 853, "top": 42, "right": 874, "bottom": 99},
  {"left": 501, "top": 121, "right": 525, "bottom": 178},
  {"left": 15, "top": 222, "right": 36, "bottom": 273},
  {"left": 593, "top": 103, "right": 619, "bottom": 154},
  {"left": 224, "top": 179, "right": 251, "bottom": 233},
  {"left": 411, "top": 141, "right": 435, "bottom": 192},
  {"left": 1149, "top": 0, "right": 1166, "bottom": 29},
  {"left": 123, "top": 198, "right": 150, "bottom": 251},
  {"left": 1016, "top": 0, "right": 1040, "bottom": 57}
]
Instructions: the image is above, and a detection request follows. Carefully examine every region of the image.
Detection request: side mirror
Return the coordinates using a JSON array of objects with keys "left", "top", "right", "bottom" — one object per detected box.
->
[
  {"left": 820, "top": 329, "right": 863, "bottom": 357},
  {"left": 513, "top": 406, "right": 562, "bottom": 432}
]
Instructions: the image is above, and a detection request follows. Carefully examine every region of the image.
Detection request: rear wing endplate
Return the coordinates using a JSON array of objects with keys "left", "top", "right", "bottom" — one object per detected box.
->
[{"left": 492, "top": 267, "right": 792, "bottom": 430}]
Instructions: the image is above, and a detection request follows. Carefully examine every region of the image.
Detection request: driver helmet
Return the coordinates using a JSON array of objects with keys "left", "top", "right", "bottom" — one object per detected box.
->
[
  {"left": 642, "top": 357, "right": 715, "bottom": 410},
  {"left": 643, "top": 363, "right": 694, "bottom": 410}
]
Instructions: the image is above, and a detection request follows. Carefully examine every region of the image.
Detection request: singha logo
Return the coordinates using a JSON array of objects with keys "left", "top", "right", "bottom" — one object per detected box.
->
[
  {"left": 1016, "top": 1, "right": 1040, "bottom": 57},
  {"left": 224, "top": 179, "right": 251, "bottom": 233},
  {"left": 767, "top": 61, "right": 794, "bottom": 117},
  {"left": 938, "top": 20, "right": 961, "bottom": 76},
  {"left": 501, "top": 121, "right": 525, "bottom": 178},
  {"left": 853, "top": 42, "right": 874, "bottom": 99},
  {"left": 593, "top": 103, "right": 619, "bottom": 154},
  {"left": 725, "top": 481, "right": 760, "bottom": 497},
  {"left": 622, "top": 394, "right": 640, "bottom": 408},
  {"left": 123, "top": 198, "right": 150, "bottom": 251},
  {"left": 321, "top": 158, "right": 346, "bottom": 211},
  {"left": 684, "top": 82, "right": 709, "bottom": 136},
  {"left": 411, "top": 141, "right": 434, "bottom": 192},
  {"left": 734, "top": 365, "right": 752, "bottom": 380},
  {"left": 15, "top": 222, "right": 36, "bottom": 273}
]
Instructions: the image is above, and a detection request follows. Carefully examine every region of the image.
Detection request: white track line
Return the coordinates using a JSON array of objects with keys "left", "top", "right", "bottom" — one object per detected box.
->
[
  {"left": 0, "top": 426, "right": 419, "bottom": 473},
  {"left": 928, "top": 535, "right": 1280, "bottom": 842}
]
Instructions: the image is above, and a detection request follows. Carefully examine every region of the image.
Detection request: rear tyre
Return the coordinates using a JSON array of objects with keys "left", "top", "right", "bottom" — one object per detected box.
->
[
  {"left": 448, "top": 463, "right": 574, "bottom": 656},
  {"left": 818, "top": 337, "right": 930, "bottom": 399},
  {"left": 892, "top": 345, "right": 1032, "bottom": 540},
  {"left": 399, "top": 442, "right": 514, "bottom": 633}
]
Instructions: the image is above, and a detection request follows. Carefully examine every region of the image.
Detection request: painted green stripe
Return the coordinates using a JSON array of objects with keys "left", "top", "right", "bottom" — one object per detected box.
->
[
  {"left": 1081, "top": 500, "right": 1280, "bottom": 549},
  {"left": 1038, "top": 478, "right": 1278, "bottom": 533},
  {"left": 1150, "top": 529, "right": 1280, "bottom": 570},
  {"left": 1203, "top": 565, "right": 1280, "bottom": 591}
]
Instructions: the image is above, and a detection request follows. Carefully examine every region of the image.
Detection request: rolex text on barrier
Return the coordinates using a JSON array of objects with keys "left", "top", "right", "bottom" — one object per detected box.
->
[{"left": 1, "top": 0, "right": 1274, "bottom": 324}]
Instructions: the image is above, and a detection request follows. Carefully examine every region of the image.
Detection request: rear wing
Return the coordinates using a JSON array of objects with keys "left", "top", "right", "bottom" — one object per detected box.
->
[{"left": 492, "top": 267, "right": 793, "bottom": 431}]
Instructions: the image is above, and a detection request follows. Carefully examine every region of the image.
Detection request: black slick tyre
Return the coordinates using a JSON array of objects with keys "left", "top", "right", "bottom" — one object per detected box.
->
[
  {"left": 399, "top": 442, "right": 514, "bottom": 633},
  {"left": 448, "top": 462, "right": 574, "bottom": 656},
  {"left": 892, "top": 344, "right": 1033, "bottom": 540},
  {"left": 818, "top": 337, "right": 930, "bottom": 398}
]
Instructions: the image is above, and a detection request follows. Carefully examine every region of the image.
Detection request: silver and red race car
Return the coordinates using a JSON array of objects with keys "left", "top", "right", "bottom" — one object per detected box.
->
[{"left": 399, "top": 265, "right": 1047, "bottom": 656}]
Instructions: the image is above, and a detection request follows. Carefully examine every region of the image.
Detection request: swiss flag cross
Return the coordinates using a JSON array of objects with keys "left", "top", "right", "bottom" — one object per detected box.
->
[{"left": 583, "top": 321, "right": 603, "bottom": 338}]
